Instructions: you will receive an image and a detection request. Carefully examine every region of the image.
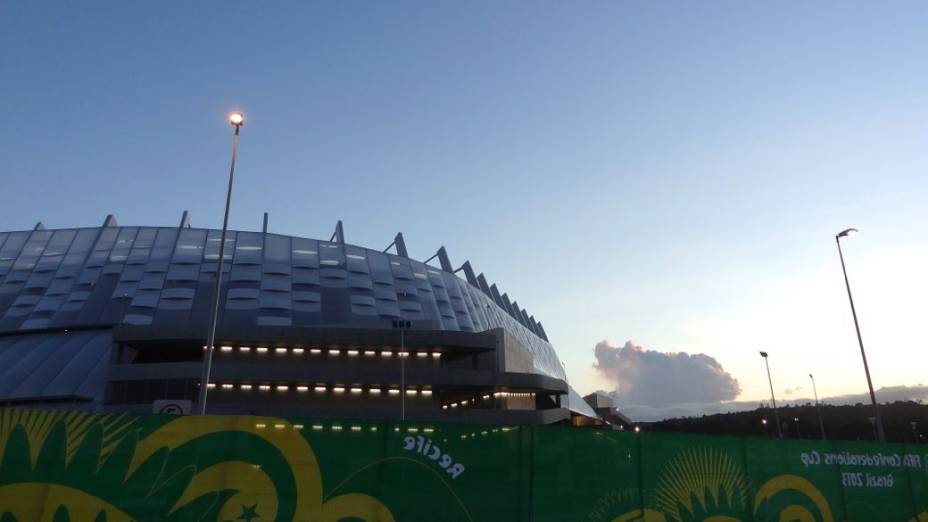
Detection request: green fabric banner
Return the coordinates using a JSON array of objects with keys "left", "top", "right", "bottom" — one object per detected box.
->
[{"left": 0, "top": 409, "right": 925, "bottom": 521}]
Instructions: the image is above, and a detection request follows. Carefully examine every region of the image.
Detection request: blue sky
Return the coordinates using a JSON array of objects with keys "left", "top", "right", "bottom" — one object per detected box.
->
[{"left": 2, "top": 2, "right": 926, "bottom": 410}]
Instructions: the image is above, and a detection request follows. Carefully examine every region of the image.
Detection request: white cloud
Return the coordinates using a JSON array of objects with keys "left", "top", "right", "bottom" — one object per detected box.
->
[{"left": 592, "top": 339, "right": 741, "bottom": 408}]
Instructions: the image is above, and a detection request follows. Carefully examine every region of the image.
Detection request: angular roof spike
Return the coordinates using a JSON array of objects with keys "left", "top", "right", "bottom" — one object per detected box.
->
[
  {"left": 528, "top": 315, "right": 542, "bottom": 337},
  {"left": 520, "top": 308, "right": 535, "bottom": 332},
  {"left": 424, "top": 246, "right": 454, "bottom": 272},
  {"left": 262, "top": 212, "right": 269, "bottom": 234},
  {"left": 178, "top": 210, "right": 190, "bottom": 229},
  {"left": 330, "top": 220, "right": 345, "bottom": 244},
  {"left": 394, "top": 232, "right": 408, "bottom": 257},
  {"left": 477, "top": 274, "right": 493, "bottom": 297},
  {"left": 102, "top": 214, "right": 118, "bottom": 227},
  {"left": 33, "top": 222, "right": 46, "bottom": 231},
  {"left": 384, "top": 232, "right": 408, "bottom": 257},
  {"left": 454, "top": 261, "right": 479, "bottom": 286},
  {"left": 511, "top": 300, "right": 529, "bottom": 327},
  {"left": 500, "top": 292, "right": 517, "bottom": 317},
  {"left": 536, "top": 322, "right": 549, "bottom": 342},
  {"left": 436, "top": 246, "right": 453, "bottom": 272}
]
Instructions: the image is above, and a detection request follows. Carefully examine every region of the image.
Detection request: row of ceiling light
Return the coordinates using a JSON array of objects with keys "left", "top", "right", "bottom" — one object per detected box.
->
[
  {"left": 207, "top": 382, "right": 433, "bottom": 396},
  {"left": 442, "top": 391, "right": 536, "bottom": 409},
  {"left": 207, "top": 345, "right": 442, "bottom": 359}
]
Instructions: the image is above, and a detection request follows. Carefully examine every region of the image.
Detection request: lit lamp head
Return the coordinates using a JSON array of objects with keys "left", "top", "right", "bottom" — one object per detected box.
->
[
  {"left": 837, "top": 227, "right": 858, "bottom": 239},
  {"left": 229, "top": 112, "right": 245, "bottom": 127}
]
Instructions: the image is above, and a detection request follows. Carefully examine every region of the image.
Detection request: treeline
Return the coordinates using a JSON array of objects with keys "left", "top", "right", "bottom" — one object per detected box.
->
[{"left": 647, "top": 400, "right": 928, "bottom": 443}]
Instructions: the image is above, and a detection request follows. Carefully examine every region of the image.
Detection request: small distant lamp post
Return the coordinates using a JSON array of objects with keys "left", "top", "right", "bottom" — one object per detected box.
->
[
  {"left": 197, "top": 112, "right": 245, "bottom": 415},
  {"left": 761, "top": 418, "right": 769, "bottom": 438},
  {"left": 835, "top": 228, "right": 886, "bottom": 442},
  {"left": 809, "top": 373, "right": 826, "bottom": 440},
  {"left": 794, "top": 417, "right": 802, "bottom": 439},
  {"left": 759, "top": 351, "right": 782, "bottom": 438}
]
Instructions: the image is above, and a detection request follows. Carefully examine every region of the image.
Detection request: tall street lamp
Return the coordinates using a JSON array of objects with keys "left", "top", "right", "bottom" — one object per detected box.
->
[
  {"left": 197, "top": 111, "right": 245, "bottom": 415},
  {"left": 759, "top": 351, "right": 782, "bottom": 438},
  {"left": 809, "top": 373, "right": 826, "bottom": 440},
  {"left": 835, "top": 227, "right": 885, "bottom": 442}
]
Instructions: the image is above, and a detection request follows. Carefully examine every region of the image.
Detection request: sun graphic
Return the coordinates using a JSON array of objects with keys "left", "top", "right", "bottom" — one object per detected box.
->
[
  {"left": 651, "top": 446, "right": 750, "bottom": 521},
  {"left": 0, "top": 410, "right": 393, "bottom": 522}
]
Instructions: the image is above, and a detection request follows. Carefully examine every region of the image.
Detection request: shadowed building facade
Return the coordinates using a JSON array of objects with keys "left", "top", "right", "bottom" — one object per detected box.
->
[{"left": 0, "top": 215, "right": 597, "bottom": 424}]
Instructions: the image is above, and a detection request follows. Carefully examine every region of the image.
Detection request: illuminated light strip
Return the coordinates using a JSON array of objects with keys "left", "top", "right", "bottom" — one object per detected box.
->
[
  {"left": 240, "top": 346, "right": 252, "bottom": 353},
  {"left": 369, "top": 387, "right": 382, "bottom": 395},
  {"left": 220, "top": 346, "right": 233, "bottom": 352},
  {"left": 399, "top": 351, "right": 410, "bottom": 358},
  {"left": 388, "top": 389, "right": 400, "bottom": 396},
  {"left": 255, "top": 423, "right": 267, "bottom": 429},
  {"left": 259, "top": 385, "right": 271, "bottom": 391},
  {"left": 294, "top": 424, "right": 304, "bottom": 430},
  {"left": 331, "top": 425, "right": 343, "bottom": 431},
  {"left": 431, "top": 352, "right": 441, "bottom": 358},
  {"left": 293, "top": 348, "right": 304, "bottom": 355},
  {"left": 275, "top": 348, "right": 287, "bottom": 354},
  {"left": 314, "top": 385, "right": 327, "bottom": 392},
  {"left": 351, "top": 426, "right": 362, "bottom": 432},
  {"left": 207, "top": 383, "right": 216, "bottom": 389},
  {"left": 312, "top": 424, "right": 324, "bottom": 431},
  {"left": 416, "top": 352, "right": 428, "bottom": 358},
  {"left": 256, "top": 347, "right": 268, "bottom": 354},
  {"left": 350, "top": 387, "right": 362, "bottom": 394},
  {"left": 364, "top": 350, "right": 376, "bottom": 356},
  {"left": 370, "top": 426, "right": 378, "bottom": 432},
  {"left": 329, "top": 349, "right": 340, "bottom": 356},
  {"left": 407, "top": 427, "right": 419, "bottom": 433},
  {"left": 421, "top": 390, "right": 433, "bottom": 396},
  {"left": 274, "top": 423, "right": 285, "bottom": 429},
  {"left": 405, "top": 389, "right": 418, "bottom": 396},
  {"left": 276, "top": 385, "right": 289, "bottom": 392},
  {"left": 424, "top": 428, "right": 434, "bottom": 433},
  {"left": 241, "top": 384, "right": 253, "bottom": 391},
  {"left": 221, "top": 384, "right": 233, "bottom": 390},
  {"left": 381, "top": 351, "right": 393, "bottom": 358},
  {"left": 296, "top": 385, "right": 309, "bottom": 392},
  {"left": 333, "top": 386, "right": 345, "bottom": 393},
  {"left": 347, "top": 350, "right": 359, "bottom": 356},
  {"left": 310, "top": 348, "right": 322, "bottom": 354}
]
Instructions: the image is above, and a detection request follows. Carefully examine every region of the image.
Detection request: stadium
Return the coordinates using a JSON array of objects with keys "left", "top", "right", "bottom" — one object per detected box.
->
[{"left": 0, "top": 214, "right": 603, "bottom": 425}]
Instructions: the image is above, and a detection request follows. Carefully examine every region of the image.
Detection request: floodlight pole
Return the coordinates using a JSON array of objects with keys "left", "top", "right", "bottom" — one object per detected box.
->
[
  {"left": 836, "top": 230, "right": 885, "bottom": 442},
  {"left": 197, "top": 115, "right": 243, "bottom": 415},
  {"left": 810, "top": 373, "right": 826, "bottom": 440},
  {"left": 760, "top": 351, "right": 782, "bottom": 438}
]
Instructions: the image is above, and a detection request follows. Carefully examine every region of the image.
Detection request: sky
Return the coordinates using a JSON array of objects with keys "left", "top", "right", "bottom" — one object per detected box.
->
[{"left": 2, "top": 2, "right": 926, "bottom": 418}]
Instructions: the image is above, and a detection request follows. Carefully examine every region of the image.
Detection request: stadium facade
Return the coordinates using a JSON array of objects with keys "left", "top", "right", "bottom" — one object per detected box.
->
[{"left": 0, "top": 215, "right": 600, "bottom": 424}]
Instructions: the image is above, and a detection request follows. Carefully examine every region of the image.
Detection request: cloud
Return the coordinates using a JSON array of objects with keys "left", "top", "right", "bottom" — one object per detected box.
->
[
  {"left": 592, "top": 339, "right": 741, "bottom": 408},
  {"left": 607, "top": 384, "right": 928, "bottom": 422}
]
